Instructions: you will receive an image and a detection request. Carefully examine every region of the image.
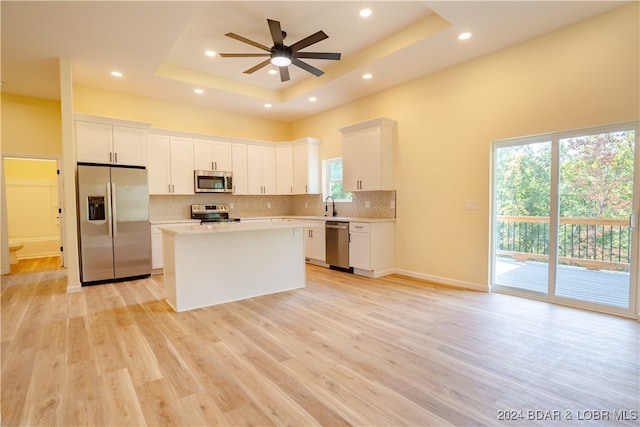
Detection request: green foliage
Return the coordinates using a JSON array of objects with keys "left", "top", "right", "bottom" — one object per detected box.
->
[
  {"left": 496, "top": 142, "right": 551, "bottom": 216},
  {"left": 559, "top": 132, "right": 634, "bottom": 218},
  {"left": 330, "top": 181, "right": 351, "bottom": 200},
  {"left": 495, "top": 130, "right": 635, "bottom": 266},
  {"left": 496, "top": 131, "right": 635, "bottom": 219},
  {"left": 327, "top": 158, "right": 352, "bottom": 201}
]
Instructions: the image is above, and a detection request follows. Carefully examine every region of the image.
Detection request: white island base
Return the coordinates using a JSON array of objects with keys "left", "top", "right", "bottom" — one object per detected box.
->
[{"left": 160, "top": 222, "right": 309, "bottom": 312}]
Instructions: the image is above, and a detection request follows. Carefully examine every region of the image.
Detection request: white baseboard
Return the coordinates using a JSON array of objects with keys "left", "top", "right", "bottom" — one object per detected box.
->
[
  {"left": 392, "top": 268, "right": 490, "bottom": 292},
  {"left": 66, "top": 283, "right": 82, "bottom": 293}
]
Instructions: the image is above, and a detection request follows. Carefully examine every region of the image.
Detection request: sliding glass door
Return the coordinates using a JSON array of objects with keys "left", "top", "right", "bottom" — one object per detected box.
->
[
  {"left": 492, "top": 122, "right": 639, "bottom": 317},
  {"left": 493, "top": 140, "right": 552, "bottom": 296}
]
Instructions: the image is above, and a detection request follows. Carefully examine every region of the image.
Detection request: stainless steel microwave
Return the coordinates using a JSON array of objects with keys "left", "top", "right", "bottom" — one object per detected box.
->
[{"left": 194, "top": 170, "right": 233, "bottom": 193}]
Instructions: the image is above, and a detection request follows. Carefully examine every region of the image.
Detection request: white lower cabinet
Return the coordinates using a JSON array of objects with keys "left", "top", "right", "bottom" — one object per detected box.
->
[
  {"left": 304, "top": 221, "right": 326, "bottom": 263},
  {"left": 349, "top": 221, "right": 394, "bottom": 278},
  {"left": 349, "top": 224, "right": 371, "bottom": 270}
]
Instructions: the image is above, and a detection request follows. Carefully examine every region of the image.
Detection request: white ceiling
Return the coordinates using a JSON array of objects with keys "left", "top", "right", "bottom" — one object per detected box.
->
[{"left": 1, "top": 1, "right": 629, "bottom": 122}]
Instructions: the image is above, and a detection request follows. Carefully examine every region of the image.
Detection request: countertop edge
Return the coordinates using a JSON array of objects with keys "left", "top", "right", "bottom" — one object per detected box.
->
[{"left": 159, "top": 220, "right": 318, "bottom": 235}]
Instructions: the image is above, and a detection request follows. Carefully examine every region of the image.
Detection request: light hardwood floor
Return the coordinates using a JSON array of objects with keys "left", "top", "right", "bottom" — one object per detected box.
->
[{"left": 2, "top": 257, "right": 638, "bottom": 426}]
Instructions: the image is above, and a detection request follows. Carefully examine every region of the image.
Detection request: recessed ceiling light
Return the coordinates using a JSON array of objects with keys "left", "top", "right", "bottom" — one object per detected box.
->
[
  {"left": 264, "top": 103, "right": 272, "bottom": 108},
  {"left": 363, "top": 73, "right": 373, "bottom": 80},
  {"left": 111, "top": 71, "right": 123, "bottom": 77},
  {"left": 458, "top": 32, "right": 472, "bottom": 40},
  {"left": 194, "top": 88, "right": 204, "bottom": 94},
  {"left": 268, "top": 69, "right": 278, "bottom": 75},
  {"left": 360, "top": 8, "right": 372, "bottom": 17},
  {"left": 205, "top": 50, "right": 216, "bottom": 57},
  {"left": 308, "top": 97, "right": 317, "bottom": 102}
]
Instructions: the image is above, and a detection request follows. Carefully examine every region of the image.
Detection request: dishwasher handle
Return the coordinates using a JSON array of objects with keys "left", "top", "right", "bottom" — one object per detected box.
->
[{"left": 326, "top": 222, "right": 349, "bottom": 229}]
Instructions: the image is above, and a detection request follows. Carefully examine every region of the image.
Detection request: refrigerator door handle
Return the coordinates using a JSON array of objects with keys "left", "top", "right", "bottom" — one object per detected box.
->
[
  {"left": 111, "top": 183, "right": 118, "bottom": 238},
  {"left": 106, "top": 183, "right": 113, "bottom": 238}
]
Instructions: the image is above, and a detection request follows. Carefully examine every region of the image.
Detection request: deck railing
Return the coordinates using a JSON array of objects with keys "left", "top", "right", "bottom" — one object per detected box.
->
[{"left": 496, "top": 215, "right": 631, "bottom": 271}]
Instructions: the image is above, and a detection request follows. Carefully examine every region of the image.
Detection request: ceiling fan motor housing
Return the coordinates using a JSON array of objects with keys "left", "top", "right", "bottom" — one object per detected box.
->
[{"left": 271, "top": 45, "right": 292, "bottom": 60}]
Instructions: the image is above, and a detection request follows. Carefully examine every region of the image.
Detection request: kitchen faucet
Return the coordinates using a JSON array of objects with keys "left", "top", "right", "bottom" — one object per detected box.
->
[{"left": 325, "top": 196, "right": 337, "bottom": 217}]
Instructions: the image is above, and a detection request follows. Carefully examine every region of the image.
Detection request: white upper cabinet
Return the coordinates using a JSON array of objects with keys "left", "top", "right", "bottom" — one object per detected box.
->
[
  {"left": 293, "top": 138, "right": 320, "bottom": 194},
  {"left": 231, "top": 143, "right": 248, "bottom": 195},
  {"left": 193, "top": 139, "right": 232, "bottom": 171},
  {"left": 147, "top": 134, "right": 194, "bottom": 195},
  {"left": 276, "top": 145, "right": 293, "bottom": 195},
  {"left": 247, "top": 144, "right": 276, "bottom": 195},
  {"left": 339, "top": 118, "right": 396, "bottom": 192},
  {"left": 76, "top": 117, "right": 148, "bottom": 166}
]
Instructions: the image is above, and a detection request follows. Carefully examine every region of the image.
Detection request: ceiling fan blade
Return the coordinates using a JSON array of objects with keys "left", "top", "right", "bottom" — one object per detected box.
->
[
  {"left": 267, "top": 19, "right": 284, "bottom": 47},
  {"left": 294, "top": 52, "right": 341, "bottom": 60},
  {"left": 225, "top": 32, "right": 271, "bottom": 52},
  {"left": 289, "top": 30, "right": 328, "bottom": 52},
  {"left": 279, "top": 66, "right": 290, "bottom": 82},
  {"left": 220, "top": 53, "right": 270, "bottom": 57},
  {"left": 291, "top": 58, "right": 324, "bottom": 77},
  {"left": 244, "top": 59, "right": 271, "bottom": 74}
]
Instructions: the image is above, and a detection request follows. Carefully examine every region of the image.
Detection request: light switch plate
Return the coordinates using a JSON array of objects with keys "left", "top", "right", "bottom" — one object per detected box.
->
[
  {"left": 365, "top": 201, "right": 371, "bottom": 208},
  {"left": 465, "top": 200, "right": 479, "bottom": 210}
]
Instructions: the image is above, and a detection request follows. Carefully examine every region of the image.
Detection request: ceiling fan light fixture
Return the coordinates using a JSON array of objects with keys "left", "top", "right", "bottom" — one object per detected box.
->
[{"left": 271, "top": 55, "right": 291, "bottom": 67}]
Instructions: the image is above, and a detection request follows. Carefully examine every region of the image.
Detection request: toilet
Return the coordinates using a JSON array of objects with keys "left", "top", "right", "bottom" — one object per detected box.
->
[{"left": 9, "top": 242, "right": 24, "bottom": 265}]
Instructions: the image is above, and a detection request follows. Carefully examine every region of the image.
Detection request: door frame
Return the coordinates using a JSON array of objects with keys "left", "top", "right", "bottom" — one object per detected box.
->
[
  {"left": 1, "top": 153, "right": 65, "bottom": 271},
  {"left": 490, "top": 121, "right": 640, "bottom": 319}
]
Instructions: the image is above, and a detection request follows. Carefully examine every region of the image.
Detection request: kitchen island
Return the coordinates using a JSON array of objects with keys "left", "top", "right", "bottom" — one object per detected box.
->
[{"left": 159, "top": 220, "right": 313, "bottom": 312}]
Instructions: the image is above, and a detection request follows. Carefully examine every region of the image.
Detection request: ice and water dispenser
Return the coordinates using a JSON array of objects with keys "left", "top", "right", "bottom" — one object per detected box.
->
[{"left": 87, "top": 196, "right": 106, "bottom": 222}]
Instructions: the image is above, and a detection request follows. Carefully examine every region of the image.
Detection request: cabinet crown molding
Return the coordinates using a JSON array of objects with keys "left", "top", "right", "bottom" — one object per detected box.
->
[
  {"left": 73, "top": 114, "right": 152, "bottom": 129},
  {"left": 338, "top": 117, "right": 396, "bottom": 134}
]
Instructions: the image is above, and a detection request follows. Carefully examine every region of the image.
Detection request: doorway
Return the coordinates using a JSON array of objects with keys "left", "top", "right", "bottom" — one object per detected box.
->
[
  {"left": 491, "top": 122, "right": 639, "bottom": 318},
  {"left": 3, "top": 156, "right": 63, "bottom": 270}
]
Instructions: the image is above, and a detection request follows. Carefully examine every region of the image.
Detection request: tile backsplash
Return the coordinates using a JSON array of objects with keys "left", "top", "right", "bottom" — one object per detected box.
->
[{"left": 149, "top": 191, "right": 396, "bottom": 221}]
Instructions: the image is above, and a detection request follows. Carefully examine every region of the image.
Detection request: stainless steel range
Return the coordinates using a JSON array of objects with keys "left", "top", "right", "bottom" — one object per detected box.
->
[{"left": 191, "top": 204, "right": 240, "bottom": 223}]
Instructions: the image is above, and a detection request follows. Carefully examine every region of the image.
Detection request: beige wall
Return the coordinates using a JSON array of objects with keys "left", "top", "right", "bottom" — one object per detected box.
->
[
  {"left": 73, "top": 85, "right": 290, "bottom": 141},
  {"left": 1, "top": 93, "right": 62, "bottom": 156},
  {"left": 290, "top": 3, "right": 640, "bottom": 287}
]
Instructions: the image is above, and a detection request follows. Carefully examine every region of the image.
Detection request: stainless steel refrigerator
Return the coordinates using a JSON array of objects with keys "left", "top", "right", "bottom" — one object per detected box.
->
[{"left": 77, "top": 164, "right": 151, "bottom": 285}]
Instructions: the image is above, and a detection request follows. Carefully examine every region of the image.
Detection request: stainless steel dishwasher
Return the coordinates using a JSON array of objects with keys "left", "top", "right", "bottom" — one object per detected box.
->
[{"left": 325, "top": 221, "right": 352, "bottom": 272}]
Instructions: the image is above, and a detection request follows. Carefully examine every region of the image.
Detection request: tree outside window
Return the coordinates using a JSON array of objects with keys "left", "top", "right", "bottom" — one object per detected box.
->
[{"left": 324, "top": 158, "right": 352, "bottom": 202}]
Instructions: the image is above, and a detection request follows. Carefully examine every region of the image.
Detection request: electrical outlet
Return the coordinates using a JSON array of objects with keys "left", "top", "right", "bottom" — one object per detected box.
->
[
  {"left": 229, "top": 203, "right": 234, "bottom": 209},
  {"left": 305, "top": 202, "right": 308, "bottom": 208},
  {"left": 267, "top": 202, "right": 272, "bottom": 209},
  {"left": 365, "top": 201, "right": 371, "bottom": 208},
  {"left": 390, "top": 201, "right": 395, "bottom": 209}
]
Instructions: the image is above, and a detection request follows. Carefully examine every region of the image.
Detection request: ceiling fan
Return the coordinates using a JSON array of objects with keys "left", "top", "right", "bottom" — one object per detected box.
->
[{"left": 220, "top": 19, "right": 341, "bottom": 82}]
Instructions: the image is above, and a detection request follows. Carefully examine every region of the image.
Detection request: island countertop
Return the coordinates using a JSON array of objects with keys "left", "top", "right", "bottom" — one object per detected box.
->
[{"left": 159, "top": 220, "right": 317, "bottom": 235}]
